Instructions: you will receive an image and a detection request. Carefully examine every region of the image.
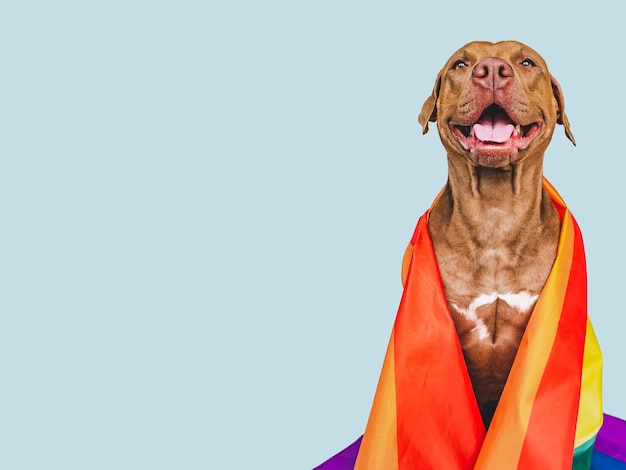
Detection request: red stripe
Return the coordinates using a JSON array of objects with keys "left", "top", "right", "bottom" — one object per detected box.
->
[
  {"left": 394, "top": 214, "right": 485, "bottom": 469},
  {"left": 517, "top": 215, "right": 587, "bottom": 468}
]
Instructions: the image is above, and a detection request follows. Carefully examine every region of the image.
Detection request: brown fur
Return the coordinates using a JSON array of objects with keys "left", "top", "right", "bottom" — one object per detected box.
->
[{"left": 418, "top": 41, "right": 575, "bottom": 427}]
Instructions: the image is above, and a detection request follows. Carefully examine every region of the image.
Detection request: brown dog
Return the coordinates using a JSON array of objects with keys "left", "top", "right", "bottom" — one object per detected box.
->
[{"left": 418, "top": 41, "right": 576, "bottom": 428}]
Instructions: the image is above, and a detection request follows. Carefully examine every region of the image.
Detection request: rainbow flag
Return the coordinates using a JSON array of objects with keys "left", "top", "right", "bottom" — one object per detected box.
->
[
  {"left": 315, "top": 415, "right": 626, "bottom": 469},
  {"left": 315, "top": 180, "right": 625, "bottom": 469}
]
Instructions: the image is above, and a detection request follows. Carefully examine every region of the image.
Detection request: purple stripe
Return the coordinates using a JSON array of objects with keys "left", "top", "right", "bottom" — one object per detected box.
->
[
  {"left": 596, "top": 414, "right": 626, "bottom": 463},
  {"left": 313, "top": 437, "right": 361, "bottom": 470}
]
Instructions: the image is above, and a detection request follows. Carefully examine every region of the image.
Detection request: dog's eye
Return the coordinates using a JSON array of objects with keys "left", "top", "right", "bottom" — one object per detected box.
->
[
  {"left": 453, "top": 60, "right": 468, "bottom": 70},
  {"left": 521, "top": 58, "right": 536, "bottom": 67}
]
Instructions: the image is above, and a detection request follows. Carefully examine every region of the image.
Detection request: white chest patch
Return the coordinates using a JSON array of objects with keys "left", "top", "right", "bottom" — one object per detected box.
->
[{"left": 450, "top": 291, "right": 539, "bottom": 341}]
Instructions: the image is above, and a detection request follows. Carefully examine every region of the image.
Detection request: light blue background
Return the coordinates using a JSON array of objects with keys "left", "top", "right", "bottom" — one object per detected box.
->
[{"left": 3, "top": 1, "right": 624, "bottom": 469}]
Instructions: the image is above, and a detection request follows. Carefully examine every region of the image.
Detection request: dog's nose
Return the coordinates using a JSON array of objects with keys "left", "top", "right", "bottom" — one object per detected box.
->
[{"left": 472, "top": 57, "right": 513, "bottom": 90}]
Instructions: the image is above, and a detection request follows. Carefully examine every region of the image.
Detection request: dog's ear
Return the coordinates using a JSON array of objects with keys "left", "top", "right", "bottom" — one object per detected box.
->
[
  {"left": 418, "top": 71, "right": 442, "bottom": 135},
  {"left": 551, "top": 75, "right": 576, "bottom": 146}
]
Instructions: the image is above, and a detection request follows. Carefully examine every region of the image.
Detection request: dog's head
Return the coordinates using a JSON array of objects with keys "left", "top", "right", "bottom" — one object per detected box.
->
[{"left": 418, "top": 41, "right": 575, "bottom": 169}]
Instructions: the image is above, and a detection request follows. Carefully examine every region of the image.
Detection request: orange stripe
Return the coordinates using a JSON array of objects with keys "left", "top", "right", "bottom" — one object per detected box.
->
[
  {"left": 517, "top": 212, "right": 587, "bottom": 468},
  {"left": 354, "top": 333, "right": 398, "bottom": 470}
]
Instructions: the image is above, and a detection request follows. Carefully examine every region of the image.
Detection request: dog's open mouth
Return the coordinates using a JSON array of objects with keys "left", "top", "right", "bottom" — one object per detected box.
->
[{"left": 451, "top": 104, "right": 541, "bottom": 153}]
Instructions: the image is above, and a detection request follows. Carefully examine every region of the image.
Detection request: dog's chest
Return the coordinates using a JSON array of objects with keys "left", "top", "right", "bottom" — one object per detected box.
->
[
  {"left": 438, "top": 252, "right": 545, "bottom": 349},
  {"left": 448, "top": 291, "right": 538, "bottom": 344}
]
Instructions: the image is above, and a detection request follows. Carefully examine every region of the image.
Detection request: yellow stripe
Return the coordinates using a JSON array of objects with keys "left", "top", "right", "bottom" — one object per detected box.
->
[
  {"left": 354, "top": 331, "right": 398, "bottom": 470},
  {"left": 574, "top": 318, "right": 603, "bottom": 447}
]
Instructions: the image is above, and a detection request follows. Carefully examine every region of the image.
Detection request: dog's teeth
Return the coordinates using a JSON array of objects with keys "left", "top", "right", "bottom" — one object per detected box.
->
[{"left": 515, "top": 124, "right": 521, "bottom": 135}]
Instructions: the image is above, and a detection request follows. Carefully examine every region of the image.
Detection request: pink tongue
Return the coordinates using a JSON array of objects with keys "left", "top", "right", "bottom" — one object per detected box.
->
[{"left": 473, "top": 114, "right": 514, "bottom": 143}]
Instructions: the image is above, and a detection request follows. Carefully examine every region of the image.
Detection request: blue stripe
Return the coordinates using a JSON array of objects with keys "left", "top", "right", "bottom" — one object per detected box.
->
[{"left": 592, "top": 451, "right": 626, "bottom": 470}]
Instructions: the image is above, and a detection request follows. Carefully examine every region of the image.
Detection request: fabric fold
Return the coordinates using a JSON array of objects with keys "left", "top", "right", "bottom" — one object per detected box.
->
[{"left": 316, "top": 179, "right": 611, "bottom": 469}]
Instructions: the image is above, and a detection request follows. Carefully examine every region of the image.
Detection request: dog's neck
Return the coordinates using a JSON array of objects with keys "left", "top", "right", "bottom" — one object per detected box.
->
[{"left": 431, "top": 155, "right": 557, "bottom": 246}]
